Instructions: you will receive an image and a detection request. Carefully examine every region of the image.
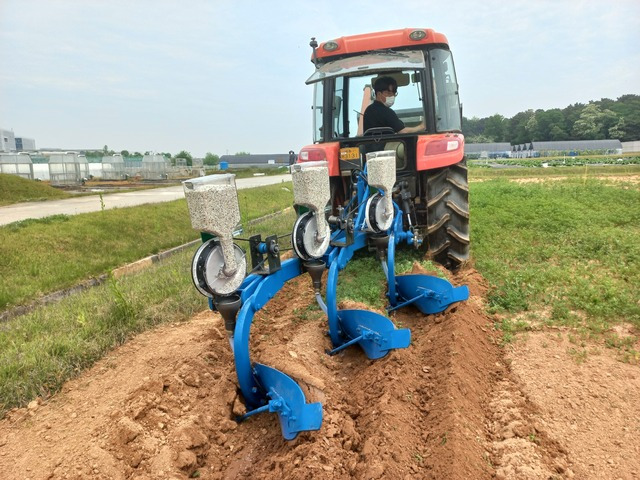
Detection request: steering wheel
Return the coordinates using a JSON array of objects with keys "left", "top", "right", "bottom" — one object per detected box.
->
[{"left": 363, "top": 127, "right": 395, "bottom": 136}]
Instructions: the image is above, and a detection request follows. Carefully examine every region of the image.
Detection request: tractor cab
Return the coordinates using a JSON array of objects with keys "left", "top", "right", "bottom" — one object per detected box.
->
[{"left": 300, "top": 28, "right": 469, "bottom": 269}]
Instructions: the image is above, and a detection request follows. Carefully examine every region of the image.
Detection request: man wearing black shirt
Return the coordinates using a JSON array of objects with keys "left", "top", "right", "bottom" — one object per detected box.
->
[{"left": 363, "top": 76, "right": 425, "bottom": 134}]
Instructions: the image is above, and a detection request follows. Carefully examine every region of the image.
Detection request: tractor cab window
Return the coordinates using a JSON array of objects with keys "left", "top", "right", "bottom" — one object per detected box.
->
[
  {"left": 312, "top": 82, "right": 324, "bottom": 143},
  {"left": 347, "top": 70, "right": 424, "bottom": 138},
  {"left": 431, "top": 49, "right": 461, "bottom": 132},
  {"left": 332, "top": 77, "right": 345, "bottom": 138},
  {"left": 307, "top": 51, "right": 428, "bottom": 141}
]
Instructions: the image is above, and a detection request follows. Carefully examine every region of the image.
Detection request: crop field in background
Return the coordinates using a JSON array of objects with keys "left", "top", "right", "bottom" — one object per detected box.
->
[
  {"left": 0, "top": 167, "right": 638, "bottom": 415},
  {"left": 468, "top": 153, "right": 640, "bottom": 168},
  {"left": 469, "top": 163, "right": 640, "bottom": 179}
]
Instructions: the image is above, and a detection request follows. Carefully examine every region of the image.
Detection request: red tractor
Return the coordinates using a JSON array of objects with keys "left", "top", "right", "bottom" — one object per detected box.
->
[{"left": 298, "top": 28, "right": 468, "bottom": 269}]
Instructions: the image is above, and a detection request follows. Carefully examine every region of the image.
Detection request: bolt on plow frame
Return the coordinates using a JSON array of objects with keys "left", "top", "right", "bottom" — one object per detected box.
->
[{"left": 182, "top": 28, "right": 470, "bottom": 440}]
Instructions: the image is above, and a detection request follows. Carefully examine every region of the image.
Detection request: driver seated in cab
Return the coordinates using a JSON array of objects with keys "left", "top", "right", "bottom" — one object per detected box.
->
[{"left": 363, "top": 76, "right": 425, "bottom": 134}]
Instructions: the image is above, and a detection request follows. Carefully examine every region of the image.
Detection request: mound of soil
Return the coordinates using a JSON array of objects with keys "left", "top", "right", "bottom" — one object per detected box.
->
[{"left": 1, "top": 265, "right": 638, "bottom": 479}]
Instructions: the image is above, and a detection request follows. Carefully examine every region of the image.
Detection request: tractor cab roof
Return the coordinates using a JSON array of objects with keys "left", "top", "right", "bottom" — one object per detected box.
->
[
  {"left": 306, "top": 50, "right": 426, "bottom": 84},
  {"left": 313, "top": 28, "right": 449, "bottom": 63}
]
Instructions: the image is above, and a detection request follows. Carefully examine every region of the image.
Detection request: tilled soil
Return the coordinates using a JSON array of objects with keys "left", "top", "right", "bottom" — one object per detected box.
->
[{"left": 0, "top": 265, "right": 638, "bottom": 479}]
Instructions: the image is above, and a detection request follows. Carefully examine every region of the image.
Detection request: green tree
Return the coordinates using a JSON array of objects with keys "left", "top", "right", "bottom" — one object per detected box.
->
[
  {"left": 562, "top": 102, "right": 585, "bottom": 139},
  {"left": 608, "top": 117, "right": 626, "bottom": 139},
  {"left": 235, "top": 151, "right": 250, "bottom": 156},
  {"left": 462, "top": 116, "right": 485, "bottom": 138},
  {"left": 608, "top": 94, "right": 640, "bottom": 141},
  {"left": 525, "top": 114, "right": 538, "bottom": 140},
  {"left": 174, "top": 150, "right": 193, "bottom": 160},
  {"left": 508, "top": 110, "right": 535, "bottom": 144},
  {"left": 174, "top": 150, "right": 193, "bottom": 166},
  {"left": 527, "top": 109, "right": 568, "bottom": 141},
  {"left": 572, "top": 103, "right": 618, "bottom": 139},
  {"left": 120, "top": 150, "right": 130, "bottom": 157},
  {"left": 549, "top": 124, "right": 567, "bottom": 141},
  {"left": 204, "top": 152, "right": 220, "bottom": 166},
  {"left": 466, "top": 134, "right": 493, "bottom": 144},
  {"left": 483, "top": 114, "right": 507, "bottom": 142}
]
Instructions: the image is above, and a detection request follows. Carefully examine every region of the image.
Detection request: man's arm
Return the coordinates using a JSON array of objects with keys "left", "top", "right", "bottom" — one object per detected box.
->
[
  {"left": 398, "top": 122, "right": 426, "bottom": 134},
  {"left": 388, "top": 108, "right": 424, "bottom": 134}
]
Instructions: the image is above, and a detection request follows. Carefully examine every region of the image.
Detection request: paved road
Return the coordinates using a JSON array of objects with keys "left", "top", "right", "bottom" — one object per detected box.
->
[{"left": 0, "top": 174, "right": 292, "bottom": 226}]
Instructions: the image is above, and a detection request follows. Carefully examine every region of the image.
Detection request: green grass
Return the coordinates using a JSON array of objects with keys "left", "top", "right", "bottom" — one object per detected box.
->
[
  {"left": 337, "top": 252, "right": 388, "bottom": 310},
  {"left": 469, "top": 163, "right": 640, "bottom": 179},
  {"left": 0, "top": 207, "right": 297, "bottom": 417},
  {"left": 2, "top": 169, "right": 639, "bottom": 415},
  {"left": 0, "top": 173, "right": 71, "bottom": 205},
  {"left": 468, "top": 154, "right": 640, "bottom": 169},
  {"left": 0, "top": 249, "right": 203, "bottom": 415},
  {"left": 337, "top": 248, "right": 444, "bottom": 310},
  {"left": 337, "top": 170, "right": 639, "bottom": 356},
  {"left": 471, "top": 178, "right": 640, "bottom": 331},
  {"left": 0, "top": 182, "right": 293, "bottom": 310}
]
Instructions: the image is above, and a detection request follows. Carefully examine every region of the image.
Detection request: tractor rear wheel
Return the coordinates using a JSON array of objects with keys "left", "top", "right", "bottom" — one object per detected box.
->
[{"left": 425, "top": 159, "right": 469, "bottom": 269}]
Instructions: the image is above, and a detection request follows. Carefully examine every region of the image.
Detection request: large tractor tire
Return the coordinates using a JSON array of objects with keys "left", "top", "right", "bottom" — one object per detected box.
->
[{"left": 425, "top": 159, "right": 469, "bottom": 269}]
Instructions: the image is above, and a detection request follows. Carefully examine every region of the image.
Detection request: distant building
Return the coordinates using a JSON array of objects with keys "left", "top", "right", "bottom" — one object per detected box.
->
[
  {"left": 1, "top": 129, "right": 16, "bottom": 152},
  {"left": 15, "top": 137, "right": 36, "bottom": 151},
  {"left": 0, "top": 153, "right": 34, "bottom": 179},
  {"left": 514, "top": 140, "right": 622, "bottom": 157},
  {"left": 219, "top": 153, "right": 292, "bottom": 169},
  {"left": 621, "top": 141, "right": 640, "bottom": 153},
  {"left": 464, "top": 143, "right": 511, "bottom": 159}
]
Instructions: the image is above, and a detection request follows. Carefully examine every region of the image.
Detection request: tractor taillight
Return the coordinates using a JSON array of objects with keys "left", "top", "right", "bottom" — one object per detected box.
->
[
  {"left": 424, "top": 138, "right": 461, "bottom": 155},
  {"left": 416, "top": 134, "right": 465, "bottom": 170},
  {"left": 298, "top": 143, "right": 340, "bottom": 176},
  {"left": 299, "top": 148, "right": 327, "bottom": 162}
]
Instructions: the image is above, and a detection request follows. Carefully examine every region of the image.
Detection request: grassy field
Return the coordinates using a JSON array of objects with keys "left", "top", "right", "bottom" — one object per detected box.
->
[
  {"left": 338, "top": 170, "right": 639, "bottom": 357},
  {"left": 1, "top": 166, "right": 638, "bottom": 415},
  {"left": 0, "top": 210, "right": 298, "bottom": 416},
  {"left": 468, "top": 153, "right": 640, "bottom": 168},
  {"left": 469, "top": 163, "right": 640, "bottom": 179},
  {"left": 472, "top": 178, "right": 639, "bottom": 327},
  {"left": 0, "top": 182, "right": 294, "bottom": 310},
  {"left": 0, "top": 173, "right": 71, "bottom": 206}
]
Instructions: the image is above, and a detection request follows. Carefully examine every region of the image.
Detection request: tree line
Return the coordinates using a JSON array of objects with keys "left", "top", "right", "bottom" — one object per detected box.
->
[{"left": 462, "top": 94, "right": 639, "bottom": 144}]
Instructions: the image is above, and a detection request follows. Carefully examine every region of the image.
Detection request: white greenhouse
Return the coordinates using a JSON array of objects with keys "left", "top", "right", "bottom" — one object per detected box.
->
[
  {"left": 101, "top": 153, "right": 126, "bottom": 180},
  {"left": 0, "top": 153, "right": 34, "bottom": 179},
  {"left": 141, "top": 154, "right": 168, "bottom": 180},
  {"left": 48, "top": 153, "right": 90, "bottom": 186}
]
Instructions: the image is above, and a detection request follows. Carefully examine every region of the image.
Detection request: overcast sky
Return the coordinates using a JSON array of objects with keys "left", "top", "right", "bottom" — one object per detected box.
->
[{"left": 1, "top": 0, "right": 638, "bottom": 157}]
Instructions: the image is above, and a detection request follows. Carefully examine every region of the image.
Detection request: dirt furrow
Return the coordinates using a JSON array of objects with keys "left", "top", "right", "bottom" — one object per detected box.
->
[{"left": 3, "top": 265, "right": 625, "bottom": 479}]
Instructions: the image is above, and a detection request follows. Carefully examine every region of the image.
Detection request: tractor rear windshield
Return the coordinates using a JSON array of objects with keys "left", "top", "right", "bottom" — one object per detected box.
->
[{"left": 310, "top": 48, "right": 461, "bottom": 142}]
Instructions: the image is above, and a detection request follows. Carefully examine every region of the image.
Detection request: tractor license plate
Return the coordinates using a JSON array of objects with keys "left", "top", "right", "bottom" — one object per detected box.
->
[{"left": 340, "top": 147, "right": 359, "bottom": 161}]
